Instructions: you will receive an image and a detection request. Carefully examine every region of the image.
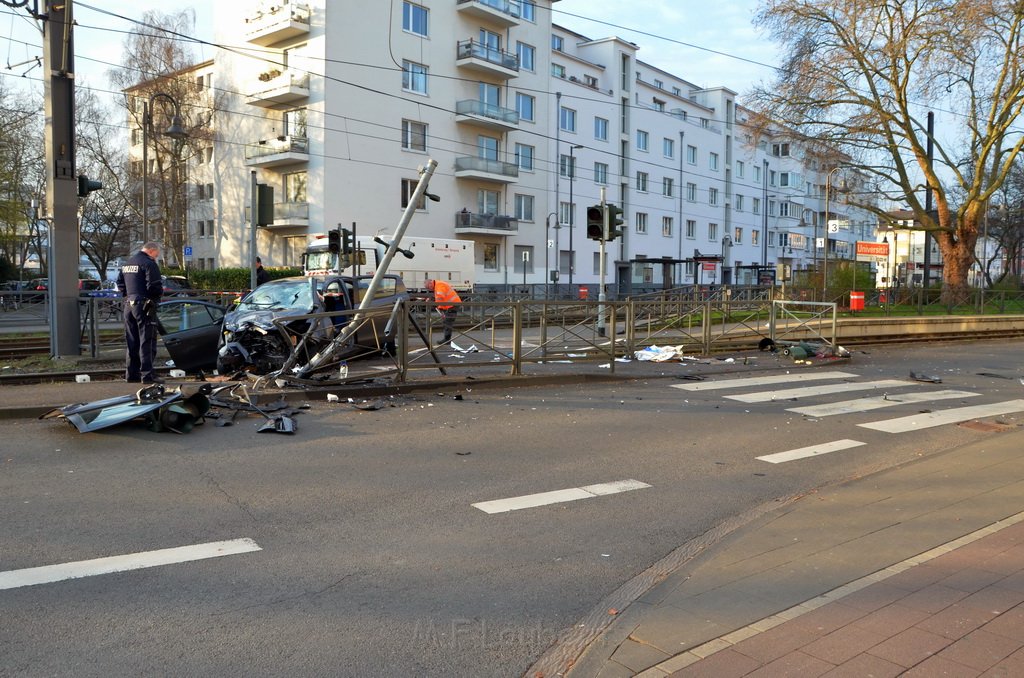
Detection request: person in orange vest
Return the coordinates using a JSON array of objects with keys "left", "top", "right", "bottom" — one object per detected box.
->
[{"left": 425, "top": 278, "right": 461, "bottom": 345}]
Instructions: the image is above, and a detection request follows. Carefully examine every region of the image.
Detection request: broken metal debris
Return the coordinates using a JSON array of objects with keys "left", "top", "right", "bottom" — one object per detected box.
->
[{"left": 909, "top": 371, "right": 943, "bottom": 383}]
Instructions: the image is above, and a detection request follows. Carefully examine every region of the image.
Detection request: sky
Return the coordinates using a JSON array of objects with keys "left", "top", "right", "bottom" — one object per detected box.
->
[{"left": 0, "top": 0, "right": 781, "bottom": 100}]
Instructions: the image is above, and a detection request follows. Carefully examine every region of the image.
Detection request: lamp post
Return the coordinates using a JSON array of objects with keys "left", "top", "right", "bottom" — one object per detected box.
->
[
  {"left": 721, "top": 234, "right": 733, "bottom": 285},
  {"left": 567, "top": 143, "right": 583, "bottom": 288},
  {"left": 142, "top": 91, "right": 187, "bottom": 244},
  {"left": 823, "top": 166, "right": 846, "bottom": 303},
  {"left": 545, "top": 211, "right": 557, "bottom": 300},
  {"left": 762, "top": 160, "right": 769, "bottom": 268}
]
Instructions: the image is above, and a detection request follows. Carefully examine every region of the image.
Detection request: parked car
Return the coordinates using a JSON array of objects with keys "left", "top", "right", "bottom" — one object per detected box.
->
[
  {"left": 162, "top": 275, "right": 191, "bottom": 296},
  {"left": 156, "top": 274, "right": 408, "bottom": 375},
  {"left": 78, "top": 279, "right": 102, "bottom": 292}
]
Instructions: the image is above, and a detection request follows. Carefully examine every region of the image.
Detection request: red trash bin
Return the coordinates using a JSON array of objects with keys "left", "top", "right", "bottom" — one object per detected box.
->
[
  {"left": 578, "top": 287, "right": 589, "bottom": 300},
  {"left": 849, "top": 291, "right": 864, "bottom": 311}
]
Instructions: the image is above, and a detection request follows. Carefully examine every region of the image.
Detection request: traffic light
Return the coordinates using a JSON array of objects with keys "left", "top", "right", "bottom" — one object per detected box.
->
[
  {"left": 586, "top": 205, "right": 604, "bottom": 240},
  {"left": 327, "top": 229, "right": 341, "bottom": 253},
  {"left": 256, "top": 183, "right": 274, "bottom": 226},
  {"left": 341, "top": 227, "right": 354, "bottom": 254},
  {"left": 77, "top": 174, "right": 102, "bottom": 197},
  {"left": 605, "top": 203, "right": 624, "bottom": 241}
]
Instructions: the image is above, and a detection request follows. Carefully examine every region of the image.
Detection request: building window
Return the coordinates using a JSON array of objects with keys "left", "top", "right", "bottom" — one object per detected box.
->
[
  {"left": 584, "top": 75, "right": 598, "bottom": 88},
  {"left": 779, "top": 171, "right": 793, "bottom": 187},
  {"left": 752, "top": 229, "right": 760, "bottom": 246},
  {"left": 672, "top": 86, "right": 682, "bottom": 96},
  {"left": 594, "top": 162, "right": 608, "bottom": 184},
  {"left": 752, "top": 197, "right": 761, "bottom": 215},
  {"left": 653, "top": 78, "right": 663, "bottom": 89},
  {"left": 686, "top": 145, "right": 697, "bottom": 165},
  {"left": 284, "top": 172, "right": 306, "bottom": 202},
  {"left": 484, "top": 243, "right": 499, "bottom": 271},
  {"left": 635, "top": 212, "right": 648, "bottom": 234},
  {"left": 516, "top": 42, "right": 535, "bottom": 72},
  {"left": 709, "top": 223, "right": 718, "bottom": 241},
  {"left": 402, "top": 60, "right": 428, "bottom": 94},
  {"left": 636, "top": 171, "right": 648, "bottom": 192},
  {"left": 559, "top": 154, "right": 576, "bottom": 179},
  {"left": 772, "top": 142, "right": 790, "bottom": 157},
  {"left": 779, "top": 201, "right": 791, "bottom": 217},
  {"left": 662, "top": 216, "right": 673, "bottom": 237},
  {"left": 636, "top": 129, "right": 649, "bottom": 151},
  {"left": 709, "top": 187, "right": 719, "bottom": 206},
  {"left": 515, "top": 92, "right": 535, "bottom": 122},
  {"left": 753, "top": 164, "right": 762, "bottom": 183},
  {"left": 551, "top": 63, "right": 566, "bottom": 78},
  {"left": 401, "top": 120, "right": 427, "bottom": 152},
  {"left": 663, "top": 137, "right": 674, "bottom": 158},
  {"left": 514, "top": 143, "right": 534, "bottom": 171},
  {"left": 594, "top": 116, "right": 608, "bottom": 141},
  {"left": 478, "top": 135, "right": 499, "bottom": 161},
  {"left": 662, "top": 177, "right": 673, "bottom": 197},
  {"left": 736, "top": 160, "right": 745, "bottom": 178},
  {"left": 522, "top": 0, "right": 535, "bottom": 21},
  {"left": 478, "top": 189, "right": 500, "bottom": 215},
  {"left": 559, "top": 106, "right": 576, "bottom": 132},
  {"left": 768, "top": 199, "right": 777, "bottom": 216},
  {"left": 686, "top": 182, "right": 697, "bottom": 202},
  {"left": 401, "top": 178, "right": 426, "bottom": 209},
  {"left": 402, "top": 2, "right": 428, "bottom": 36},
  {"left": 686, "top": 219, "right": 696, "bottom": 239},
  {"left": 559, "top": 201, "right": 574, "bottom": 226},
  {"left": 552, "top": 34, "right": 564, "bottom": 51},
  {"left": 734, "top": 227, "right": 743, "bottom": 244},
  {"left": 709, "top": 152, "right": 719, "bottom": 170},
  {"left": 735, "top": 194, "right": 744, "bottom": 211},
  {"left": 514, "top": 194, "right": 534, "bottom": 221}
]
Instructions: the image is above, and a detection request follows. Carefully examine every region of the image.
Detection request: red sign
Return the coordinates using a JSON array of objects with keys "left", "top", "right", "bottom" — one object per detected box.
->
[
  {"left": 702, "top": 262, "right": 717, "bottom": 271},
  {"left": 856, "top": 241, "right": 889, "bottom": 257}
]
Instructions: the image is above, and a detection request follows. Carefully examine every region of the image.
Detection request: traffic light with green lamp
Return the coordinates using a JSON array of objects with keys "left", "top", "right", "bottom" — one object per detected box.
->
[
  {"left": 586, "top": 205, "right": 605, "bottom": 240},
  {"left": 77, "top": 174, "right": 102, "bottom": 197},
  {"left": 605, "top": 203, "right": 624, "bottom": 241}
]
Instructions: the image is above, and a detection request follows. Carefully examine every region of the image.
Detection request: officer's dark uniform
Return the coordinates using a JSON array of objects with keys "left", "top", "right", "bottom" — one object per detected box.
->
[{"left": 116, "top": 249, "right": 162, "bottom": 383}]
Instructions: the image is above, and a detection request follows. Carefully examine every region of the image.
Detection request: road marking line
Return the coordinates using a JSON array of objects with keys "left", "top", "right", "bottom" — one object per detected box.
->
[
  {"left": 473, "top": 479, "right": 651, "bottom": 514},
  {"left": 757, "top": 439, "right": 866, "bottom": 464},
  {"left": 0, "top": 538, "right": 262, "bottom": 591},
  {"left": 788, "top": 389, "right": 981, "bottom": 417},
  {"left": 858, "top": 399, "right": 1024, "bottom": 433},
  {"left": 725, "top": 379, "right": 911, "bottom": 403},
  {"left": 671, "top": 371, "right": 857, "bottom": 392}
]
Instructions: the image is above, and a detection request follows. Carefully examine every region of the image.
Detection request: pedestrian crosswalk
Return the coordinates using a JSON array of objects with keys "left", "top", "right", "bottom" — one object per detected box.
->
[{"left": 672, "top": 372, "right": 1024, "bottom": 464}]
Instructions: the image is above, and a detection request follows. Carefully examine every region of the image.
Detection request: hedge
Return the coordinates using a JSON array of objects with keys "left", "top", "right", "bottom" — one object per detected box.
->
[{"left": 163, "top": 267, "right": 302, "bottom": 292}]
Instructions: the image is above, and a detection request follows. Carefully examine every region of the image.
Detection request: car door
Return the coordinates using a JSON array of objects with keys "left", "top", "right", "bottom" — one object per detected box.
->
[{"left": 157, "top": 300, "right": 225, "bottom": 372}]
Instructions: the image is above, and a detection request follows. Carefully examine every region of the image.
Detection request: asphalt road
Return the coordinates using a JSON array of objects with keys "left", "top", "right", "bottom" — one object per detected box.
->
[{"left": 2, "top": 341, "right": 1023, "bottom": 676}]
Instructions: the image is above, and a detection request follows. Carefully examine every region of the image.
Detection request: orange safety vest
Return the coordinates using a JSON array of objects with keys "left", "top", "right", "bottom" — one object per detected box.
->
[{"left": 433, "top": 280, "right": 461, "bottom": 310}]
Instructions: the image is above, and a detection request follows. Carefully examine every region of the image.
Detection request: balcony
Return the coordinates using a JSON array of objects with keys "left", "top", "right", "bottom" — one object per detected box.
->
[
  {"left": 455, "top": 0, "right": 521, "bottom": 27},
  {"left": 245, "top": 1, "right": 311, "bottom": 47},
  {"left": 455, "top": 39, "right": 519, "bottom": 79},
  {"left": 454, "top": 156, "right": 519, "bottom": 183},
  {"left": 244, "top": 136, "right": 309, "bottom": 168},
  {"left": 247, "top": 70, "right": 310, "bottom": 108},
  {"left": 455, "top": 211, "right": 519, "bottom": 235},
  {"left": 455, "top": 99, "right": 519, "bottom": 132},
  {"left": 246, "top": 201, "right": 309, "bottom": 230}
]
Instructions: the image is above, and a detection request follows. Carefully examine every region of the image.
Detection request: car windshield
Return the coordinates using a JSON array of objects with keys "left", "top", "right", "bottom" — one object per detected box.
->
[{"left": 238, "top": 279, "right": 315, "bottom": 311}]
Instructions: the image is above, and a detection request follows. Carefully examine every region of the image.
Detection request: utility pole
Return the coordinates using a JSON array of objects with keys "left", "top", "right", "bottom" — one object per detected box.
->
[
  {"left": 42, "top": 0, "right": 81, "bottom": 357},
  {"left": 597, "top": 187, "right": 608, "bottom": 337}
]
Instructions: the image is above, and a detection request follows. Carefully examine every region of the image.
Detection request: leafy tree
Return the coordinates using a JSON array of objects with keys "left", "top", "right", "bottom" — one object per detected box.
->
[{"left": 750, "top": 0, "right": 1024, "bottom": 302}]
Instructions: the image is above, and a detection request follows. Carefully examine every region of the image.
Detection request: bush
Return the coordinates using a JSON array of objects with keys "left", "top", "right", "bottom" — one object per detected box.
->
[{"left": 165, "top": 267, "right": 302, "bottom": 291}]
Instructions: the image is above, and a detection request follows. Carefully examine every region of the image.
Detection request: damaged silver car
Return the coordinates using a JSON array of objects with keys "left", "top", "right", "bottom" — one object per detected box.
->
[{"left": 215, "top": 274, "right": 408, "bottom": 375}]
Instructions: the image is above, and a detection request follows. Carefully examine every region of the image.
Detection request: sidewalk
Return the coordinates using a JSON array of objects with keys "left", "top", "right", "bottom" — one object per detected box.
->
[{"left": 557, "top": 428, "right": 1024, "bottom": 677}]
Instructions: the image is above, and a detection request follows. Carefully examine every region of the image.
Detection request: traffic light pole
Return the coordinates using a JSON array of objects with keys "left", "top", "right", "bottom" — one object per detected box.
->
[{"left": 597, "top": 188, "right": 608, "bottom": 337}]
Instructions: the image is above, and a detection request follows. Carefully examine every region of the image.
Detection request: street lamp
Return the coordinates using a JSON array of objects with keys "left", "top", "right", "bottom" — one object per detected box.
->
[
  {"left": 545, "top": 211, "right": 557, "bottom": 299},
  {"left": 721, "top": 234, "right": 733, "bottom": 285},
  {"left": 142, "top": 91, "right": 187, "bottom": 244},
  {"left": 567, "top": 143, "right": 583, "bottom": 288}
]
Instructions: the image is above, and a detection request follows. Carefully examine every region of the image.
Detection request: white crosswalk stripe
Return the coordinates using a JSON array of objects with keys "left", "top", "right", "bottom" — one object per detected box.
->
[
  {"left": 787, "top": 389, "right": 980, "bottom": 417},
  {"left": 858, "top": 399, "right": 1024, "bottom": 433},
  {"left": 724, "top": 379, "right": 912, "bottom": 404},
  {"left": 757, "top": 439, "right": 866, "bottom": 464},
  {"left": 671, "top": 371, "right": 857, "bottom": 392}
]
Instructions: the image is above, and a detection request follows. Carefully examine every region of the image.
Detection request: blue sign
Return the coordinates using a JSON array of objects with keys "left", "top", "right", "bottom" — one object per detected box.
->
[{"left": 183, "top": 246, "right": 193, "bottom": 257}]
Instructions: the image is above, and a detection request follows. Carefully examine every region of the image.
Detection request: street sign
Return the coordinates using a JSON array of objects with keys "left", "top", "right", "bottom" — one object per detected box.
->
[
  {"left": 183, "top": 246, "right": 193, "bottom": 258},
  {"left": 702, "top": 261, "right": 717, "bottom": 271},
  {"left": 855, "top": 241, "right": 888, "bottom": 258}
]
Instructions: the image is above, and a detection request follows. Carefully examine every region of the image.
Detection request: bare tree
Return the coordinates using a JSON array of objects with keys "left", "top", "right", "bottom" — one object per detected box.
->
[
  {"left": 108, "top": 9, "right": 216, "bottom": 268},
  {"left": 749, "top": 0, "right": 1024, "bottom": 299},
  {"left": 0, "top": 82, "right": 46, "bottom": 281}
]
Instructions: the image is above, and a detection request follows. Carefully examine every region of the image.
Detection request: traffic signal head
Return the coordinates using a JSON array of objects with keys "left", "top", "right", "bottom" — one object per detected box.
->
[
  {"left": 341, "top": 227, "right": 354, "bottom": 254},
  {"left": 586, "top": 205, "right": 604, "bottom": 240},
  {"left": 77, "top": 174, "right": 102, "bottom": 197},
  {"left": 605, "top": 203, "right": 624, "bottom": 241},
  {"left": 327, "top": 229, "right": 341, "bottom": 253}
]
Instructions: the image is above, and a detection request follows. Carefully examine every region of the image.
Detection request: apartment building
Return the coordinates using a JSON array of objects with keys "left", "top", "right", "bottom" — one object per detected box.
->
[{"left": 190, "top": 0, "right": 874, "bottom": 290}]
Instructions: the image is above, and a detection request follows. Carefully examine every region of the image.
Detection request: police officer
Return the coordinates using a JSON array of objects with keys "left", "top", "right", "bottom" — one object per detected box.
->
[
  {"left": 117, "top": 242, "right": 163, "bottom": 383},
  {"left": 255, "top": 256, "right": 271, "bottom": 286},
  {"left": 425, "top": 278, "right": 461, "bottom": 345}
]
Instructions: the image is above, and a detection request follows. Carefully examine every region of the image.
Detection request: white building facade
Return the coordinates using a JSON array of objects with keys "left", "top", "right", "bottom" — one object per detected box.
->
[{"left": 189, "top": 0, "right": 875, "bottom": 292}]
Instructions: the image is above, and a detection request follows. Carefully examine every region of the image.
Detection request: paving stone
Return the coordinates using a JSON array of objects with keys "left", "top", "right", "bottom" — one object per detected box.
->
[
  {"left": 901, "top": 655, "right": 982, "bottom": 677},
  {"left": 801, "top": 624, "right": 887, "bottom": 665},
  {"left": 850, "top": 602, "right": 930, "bottom": 636},
  {"left": 820, "top": 652, "right": 904, "bottom": 678},
  {"left": 745, "top": 649, "right": 834, "bottom": 678},
  {"left": 980, "top": 606, "right": 1024, "bottom": 642},
  {"left": 667, "top": 648, "right": 761, "bottom": 677},
  {"left": 939, "top": 629, "right": 1021, "bottom": 672},
  {"left": 916, "top": 602, "right": 1001, "bottom": 640},
  {"left": 899, "top": 583, "right": 971, "bottom": 613},
  {"left": 607, "top": 638, "right": 671, "bottom": 674},
  {"left": 866, "top": 626, "right": 953, "bottom": 668}
]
